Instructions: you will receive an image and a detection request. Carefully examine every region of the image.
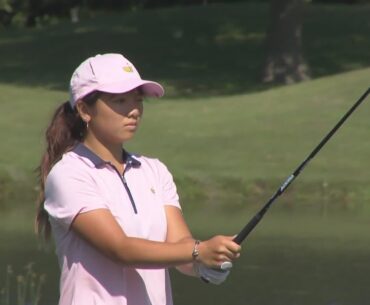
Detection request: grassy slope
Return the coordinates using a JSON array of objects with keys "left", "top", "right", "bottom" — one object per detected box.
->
[
  {"left": 2, "top": 68, "right": 370, "bottom": 304},
  {"left": 0, "top": 2, "right": 369, "bottom": 213},
  {"left": 2, "top": 67, "right": 370, "bottom": 213}
]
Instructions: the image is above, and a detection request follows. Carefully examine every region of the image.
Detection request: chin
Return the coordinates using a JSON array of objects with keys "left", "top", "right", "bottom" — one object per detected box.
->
[{"left": 120, "top": 134, "right": 136, "bottom": 143}]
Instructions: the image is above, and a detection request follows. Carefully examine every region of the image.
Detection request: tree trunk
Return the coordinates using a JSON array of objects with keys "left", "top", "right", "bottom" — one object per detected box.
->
[{"left": 262, "top": 0, "right": 310, "bottom": 84}]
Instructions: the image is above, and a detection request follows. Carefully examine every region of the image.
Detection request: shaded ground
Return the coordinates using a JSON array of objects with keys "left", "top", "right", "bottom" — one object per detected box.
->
[
  {"left": 1, "top": 210, "right": 370, "bottom": 305},
  {"left": 0, "top": 3, "right": 369, "bottom": 98}
]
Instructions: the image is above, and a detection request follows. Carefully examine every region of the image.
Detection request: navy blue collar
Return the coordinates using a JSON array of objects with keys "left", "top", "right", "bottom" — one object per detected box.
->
[{"left": 73, "top": 143, "right": 141, "bottom": 168}]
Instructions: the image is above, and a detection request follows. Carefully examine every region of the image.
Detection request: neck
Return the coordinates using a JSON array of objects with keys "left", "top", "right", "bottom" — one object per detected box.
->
[{"left": 83, "top": 133, "right": 124, "bottom": 167}]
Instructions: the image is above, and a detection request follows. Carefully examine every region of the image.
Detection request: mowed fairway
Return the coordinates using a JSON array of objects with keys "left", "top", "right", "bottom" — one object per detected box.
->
[{"left": 1, "top": 2, "right": 370, "bottom": 305}]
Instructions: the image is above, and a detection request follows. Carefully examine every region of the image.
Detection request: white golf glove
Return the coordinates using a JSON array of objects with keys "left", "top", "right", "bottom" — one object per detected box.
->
[{"left": 194, "top": 263, "right": 231, "bottom": 285}]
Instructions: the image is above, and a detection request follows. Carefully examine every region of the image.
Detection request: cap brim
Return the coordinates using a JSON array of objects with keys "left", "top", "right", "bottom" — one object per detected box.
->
[{"left": 96, "top": 80, "right": 164, "bottom": 98}]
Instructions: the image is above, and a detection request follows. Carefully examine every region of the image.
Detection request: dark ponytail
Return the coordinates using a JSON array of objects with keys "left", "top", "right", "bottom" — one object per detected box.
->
[{"left": 36, "top": 92, "right": 100, "bottom": 240}]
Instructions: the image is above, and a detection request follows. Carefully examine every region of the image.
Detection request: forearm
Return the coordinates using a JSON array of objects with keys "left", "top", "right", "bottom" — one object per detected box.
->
[
  {"left": 173, "top": 236, "right": 198, "bottom": 276},
  {"left": 110, "top": 237, "right": 195, "bottom": 267},
  {"left": 72, "top": 209, "right": 197, "bottom": 267}
]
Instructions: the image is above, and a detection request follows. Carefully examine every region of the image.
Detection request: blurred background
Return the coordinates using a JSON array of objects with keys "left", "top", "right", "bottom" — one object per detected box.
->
[{"left": 0, "top": 0, "right": 370, "bottom": 304}]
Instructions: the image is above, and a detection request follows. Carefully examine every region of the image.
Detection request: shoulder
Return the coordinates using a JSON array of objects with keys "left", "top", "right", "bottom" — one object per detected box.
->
[
  {"left": 130, "top": 153, "right": 177, "bottom": 188},
  {"left": 131, "top": 153, "right": 173, "bottom": 176},
  {"left": 46, "top": 151, "right": 94, "bottom": 187}
]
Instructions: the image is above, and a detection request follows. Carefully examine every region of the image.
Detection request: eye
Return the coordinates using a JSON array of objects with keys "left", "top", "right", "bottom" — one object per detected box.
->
[{"left": 113, "top": 98, "right": 126, "bottom": 104}]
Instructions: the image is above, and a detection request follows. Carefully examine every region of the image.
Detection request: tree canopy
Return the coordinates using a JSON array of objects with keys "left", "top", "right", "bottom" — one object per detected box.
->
[{"left": 1, "top": 0, "right": 369, "bottom": 27}]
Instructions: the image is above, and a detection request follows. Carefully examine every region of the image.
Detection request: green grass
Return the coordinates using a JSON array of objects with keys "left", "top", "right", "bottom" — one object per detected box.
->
[
  {"left": 1, "top": 67, "right": 370, "bottom": 305},
  {"left": 2, "top": 68, "right": 370, "bottom": 212},
  {"left": 1, "top": 2, "right": 370, "bottom": 305}
]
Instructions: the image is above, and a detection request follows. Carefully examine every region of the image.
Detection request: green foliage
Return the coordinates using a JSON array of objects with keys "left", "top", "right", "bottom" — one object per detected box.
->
[
  {"left": 0, "top": 3, "right": 369, "bottom": 97},
  {"left": 0, "top": 0, "right": 12, "bottom": 12},
  {"left": 0, "top": 263, "right": 45, "bottom": 305},
  {"left": 313, "top": 0, "right": 370, "bottom": 3},
  {"left": 1, "top": 0, "right": 369, "bottom": 28}
]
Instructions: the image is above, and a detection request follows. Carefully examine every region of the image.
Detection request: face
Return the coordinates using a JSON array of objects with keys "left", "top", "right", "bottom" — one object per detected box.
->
[{"left": 81, "top": 89, "right": 144, "bottom": 145}]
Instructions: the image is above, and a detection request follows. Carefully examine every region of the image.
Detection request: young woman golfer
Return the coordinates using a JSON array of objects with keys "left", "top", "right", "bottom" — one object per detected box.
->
[{"left": 36, "top": 53, "right": 241, "bottom": 305}]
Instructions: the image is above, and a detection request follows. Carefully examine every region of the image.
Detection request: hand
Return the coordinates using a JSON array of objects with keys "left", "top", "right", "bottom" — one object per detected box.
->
[
  {"left": 196, "top": 235, "right": 241, "bottom": 269},
  {"left": 195, "top": 262, "right": 231, "bottom": 285}
]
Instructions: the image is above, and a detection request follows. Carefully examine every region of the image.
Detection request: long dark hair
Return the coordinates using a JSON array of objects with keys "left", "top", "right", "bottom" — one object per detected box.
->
[{"left": 35, "top": 91, "right": 100, "bottom": 240}]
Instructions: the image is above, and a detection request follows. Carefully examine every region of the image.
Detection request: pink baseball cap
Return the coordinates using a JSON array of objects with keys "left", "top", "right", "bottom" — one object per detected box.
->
[{"left": 69, "top": 53, "right": 164, "bottom": 107}]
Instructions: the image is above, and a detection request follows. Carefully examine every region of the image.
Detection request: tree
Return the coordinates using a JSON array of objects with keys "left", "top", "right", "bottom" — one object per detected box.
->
[
  {"left": 261, "top": 0, "right": 310, "bottom": 84},
  {"left": 0, "top": 0, "right": 15, "bottom": 26}
]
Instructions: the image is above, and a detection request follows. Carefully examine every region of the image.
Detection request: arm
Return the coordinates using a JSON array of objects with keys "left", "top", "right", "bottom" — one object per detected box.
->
[
  {"left": 71, "top": 208, "right": 195, "bottom": 267},
  {"left": 156, "top": 159, "right": 241, "bottom": 272},
  {"left": 47, "top": 162, "right": 240, "bottom": 268},
  {"left": 71, "top": 207, "right": 241, "bottom": 269},
  {"left": 164, "top": 206, "right": 242, "bottom": 276},
  {"left": 164, "top": 205, "right": 197, "bottom": 276}
]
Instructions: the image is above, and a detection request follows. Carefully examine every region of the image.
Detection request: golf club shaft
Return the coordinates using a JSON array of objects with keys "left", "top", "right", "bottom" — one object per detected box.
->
[{"left": 233, "top": 87, "right": 370, "bottom": 245}]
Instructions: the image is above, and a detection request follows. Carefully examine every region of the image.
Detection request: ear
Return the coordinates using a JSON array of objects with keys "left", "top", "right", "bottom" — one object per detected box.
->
[{"left": 75, "top": 101, "right": 92, "bottom": 123}]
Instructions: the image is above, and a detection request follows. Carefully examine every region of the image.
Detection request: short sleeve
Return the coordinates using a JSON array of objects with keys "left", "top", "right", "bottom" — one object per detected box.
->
[
  {"left": 155, "top": 160, "right": 181, "bottom": 209},
  {"left": 44, "top": 163, "right": 109, "bottom": 230}
]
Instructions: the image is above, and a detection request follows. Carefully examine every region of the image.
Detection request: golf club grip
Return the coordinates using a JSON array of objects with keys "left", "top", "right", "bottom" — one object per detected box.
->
[{"left": 233, "top": 213, "right": 262, "bottom": 244}]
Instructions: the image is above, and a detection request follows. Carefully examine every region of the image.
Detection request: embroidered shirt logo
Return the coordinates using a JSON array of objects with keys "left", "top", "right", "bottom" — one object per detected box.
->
[{"left": 123, "top": 66, "right": 134, "bottom": 73}]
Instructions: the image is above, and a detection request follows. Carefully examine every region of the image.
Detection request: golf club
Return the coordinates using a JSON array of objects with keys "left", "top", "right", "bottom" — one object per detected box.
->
[
  {"left": 204, "top": 88, "right": 370, "bottom": 278},
  {"left": 232, "top": 87, "right": 370, "bottom": 246}
]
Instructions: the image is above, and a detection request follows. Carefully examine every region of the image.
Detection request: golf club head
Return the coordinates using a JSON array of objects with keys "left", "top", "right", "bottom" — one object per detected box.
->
[
  {"left": 220, "top": 261, "right": 233, "bottom": 271},
  {"left": 200, "top": 262, "right": 232, "bottom": 284}
]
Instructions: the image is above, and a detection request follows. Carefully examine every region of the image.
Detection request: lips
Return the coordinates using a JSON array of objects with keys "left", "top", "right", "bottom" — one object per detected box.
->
[{"left": 125, "top": 121, "right": 138, "bottom": 128}]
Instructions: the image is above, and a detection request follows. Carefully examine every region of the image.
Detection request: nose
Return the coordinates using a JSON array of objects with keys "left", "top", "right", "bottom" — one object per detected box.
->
[{"left": 127, "top": 105, "right": 142, "bottom": 119}]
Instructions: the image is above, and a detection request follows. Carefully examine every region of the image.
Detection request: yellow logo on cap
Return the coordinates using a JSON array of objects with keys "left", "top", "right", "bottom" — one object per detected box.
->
[{"left": 123, "top": 66, "right": 134, "bottom": 73}]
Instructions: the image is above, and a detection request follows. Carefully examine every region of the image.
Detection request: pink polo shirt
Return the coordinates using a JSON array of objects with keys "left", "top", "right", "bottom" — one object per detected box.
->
[{"left": 44, "top": 143, "right": 181, "bottom": 305}]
